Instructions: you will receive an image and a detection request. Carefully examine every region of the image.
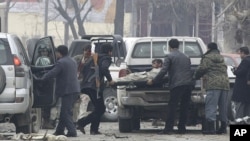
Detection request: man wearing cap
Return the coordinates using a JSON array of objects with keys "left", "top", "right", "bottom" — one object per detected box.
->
[{"left": 194, "top": 42, "right": 229, "bottom": 135}]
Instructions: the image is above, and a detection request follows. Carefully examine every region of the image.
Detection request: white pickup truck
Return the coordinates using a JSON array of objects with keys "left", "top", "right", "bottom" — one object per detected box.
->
[{"left": 116, "top": 36, "right": 236, "bottom": 132}]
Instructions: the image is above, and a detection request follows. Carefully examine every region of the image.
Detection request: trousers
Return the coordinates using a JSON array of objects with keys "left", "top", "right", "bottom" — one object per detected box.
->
[
  {"left": 164, "top": 85, "right": 192, "bottom": 130},
  {"left": 205, "top": 90, "right": 228, "bottom": 122},
  {"left": 56, "top": 93, "right": 78, "bottom": 134},
  {"left": 78, "top": 88, "right": 106, "bottom": 132}
]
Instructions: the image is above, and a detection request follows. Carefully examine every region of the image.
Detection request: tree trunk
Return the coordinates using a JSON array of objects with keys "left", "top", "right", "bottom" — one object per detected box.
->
[
  {"left": 68, "top": 21, "right": 78, "bottom": 39},
  {"left": 4, "top": 0, "right": 12, "bottom": 33},
  {"left": 176, "top": 13, "right": 191, "bottom": 36},
  {"left": 64, "top": 22, "right": 69, "bottom": 45},
  {"left": 114, "top": 0, "right": 124, "bottom": 36},
  {"left": 150, "top": 4, "right": 172, "bottom": 36},
  {"left": 71, "top": 0, "right": 86, "bottom": 37}
]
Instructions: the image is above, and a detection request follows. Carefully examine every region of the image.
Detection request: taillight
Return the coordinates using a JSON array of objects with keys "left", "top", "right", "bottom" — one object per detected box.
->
[
  {"left": 13, "top": 55, "right": 25, "bottom": 77},
  {"left": 119, "top": 69, "right": 129, "bottom": 78},
  {"left": 13, "top": 55, "right": 21, "bottom": 66}
]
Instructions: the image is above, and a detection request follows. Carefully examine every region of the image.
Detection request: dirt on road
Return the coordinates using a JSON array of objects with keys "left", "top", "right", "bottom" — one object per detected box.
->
[{"left": 39, "top": 121, "right": 229, "bottom": 141}]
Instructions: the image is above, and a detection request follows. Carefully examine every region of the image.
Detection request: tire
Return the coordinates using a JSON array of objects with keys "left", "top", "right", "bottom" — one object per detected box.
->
[
  {"left": 227, "top": 88, "right": 236, "bottom": 121},
  {"left": 101, "top": 88, "right": 118, "bottom": 122},
  {"left": 31, "top": 108, "right": 42, "bottom": 133},
  {"left": 132, "top": 118, "right": 140, "bottom": 130},
  {"left": 119, "top": 118, "right": 133, "bottom": 133},
  {"left": 15, "top": 97, "right": 33, "bottom": 134},
  {"left": 0, "top": 66, "right": 6, "bottom": 94}
]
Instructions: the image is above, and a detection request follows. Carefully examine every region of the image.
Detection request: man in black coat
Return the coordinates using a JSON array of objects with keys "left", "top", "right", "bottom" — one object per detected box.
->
[
  {"left": 37, "top": 45, "right": 80, "bottom": 137},
  {"left": 232, "top": 47, "right": 250, "bottom": 120},
  {"left": 77, "top": 43, "right": 115, "bottom": 135}
]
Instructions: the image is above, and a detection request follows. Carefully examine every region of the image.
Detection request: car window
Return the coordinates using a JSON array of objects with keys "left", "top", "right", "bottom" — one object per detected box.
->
[
  {"left": 132, "top": 42, "right": 167, "bottom": 58},
  {"left": 0, "top": 38, "right": 13, "bottom": 65},
  {"left": 132, "top": 41, "right": 202, "bottom": 58},
  {"left": 179, "top": 42, "right": 202, "bottom": 57},
  {"left": 32, "top": 37, "right": 56, "bottom": 66},
  {"left": 13, "top": 36, "right": 30, "bottom": 65}
]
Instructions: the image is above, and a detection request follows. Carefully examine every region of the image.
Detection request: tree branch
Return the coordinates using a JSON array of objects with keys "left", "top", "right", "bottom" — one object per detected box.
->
[
  {"left": 81, "top": 5, "right": 92, "bottom": 23},
  {"left": 170, "top": 0, "right": 181, "bottom": 22},
  {"left": 217, "top": 0, "right": 239, "bottom": 18},
  {"left": 53, "top": 0, "right": 72, "bottom": 23}
]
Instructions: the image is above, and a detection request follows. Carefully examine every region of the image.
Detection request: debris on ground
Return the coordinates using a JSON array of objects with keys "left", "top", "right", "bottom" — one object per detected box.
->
[
  {"left": 11, "top": 133, "right": 67, "bottom": 141},
  {"left": 104, "top": 133, "right": 129, "bottom": 139}
]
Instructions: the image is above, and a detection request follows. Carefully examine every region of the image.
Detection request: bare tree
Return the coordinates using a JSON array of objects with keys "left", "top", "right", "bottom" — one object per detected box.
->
[
  {"left": 0, "top": 0, "right": 16, "bottom": 32},
  {"left": 51, "top": 0, "right": 92, "bottom": 39},
  {"left": 221, "top": 0, "right": 250, "bottom": 51},
  {"left": 149, "top": 0, "right": 212, "bottom": 41}
]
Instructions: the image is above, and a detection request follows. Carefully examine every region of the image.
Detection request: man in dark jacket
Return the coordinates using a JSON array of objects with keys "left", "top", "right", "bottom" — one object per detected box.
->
[
  {"left": 232, "top": 47, "right": 250, "bottom": 121},
  {"left": 147, "top": 39, "right": 194, "bottom": 134},
  {"left": 37, "top": 45, "right": 80, "bottom": 137},
  {"left": 77, "top": 43, "right": 115, "bottom": 135},
  {"left": 194, "top": 42, "right": 229, "bottom": 134}
]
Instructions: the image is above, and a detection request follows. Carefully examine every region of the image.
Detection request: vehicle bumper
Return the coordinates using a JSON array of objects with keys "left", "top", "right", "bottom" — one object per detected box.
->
[
  {"left": 0, "top": 88, "right": 29, "bottom": 114},
  {"left": 121, "top": 97, "right": 168, "bottom": 106},
  {"left": 120, "top": 90, "right": 205, "bottom": 106}
]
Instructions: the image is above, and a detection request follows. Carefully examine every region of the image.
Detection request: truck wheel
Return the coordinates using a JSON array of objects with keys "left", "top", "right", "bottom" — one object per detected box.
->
[
  {"left": 31, "top": 108, "right": 42, "bottom": 133},
  {"left": 227, "top": 88, "right": 236, "bottom": 121},
  {"left": 119, "top": 118, "right": 133, "bottom": 133},
  {"left": 102, "top": 88, "right": 118, "bottom": 122},
  {"left": 15, "top": 97, "right": 33, "bottom": 134},
  {"left": 0, "top": 66, "right": 6, "bottom": 94},
  {"left": 132, "top": 118, "right": 140, "bottom": 130},
  {"left": 16, "top": 124, "right": 32, "bottom": 134}
]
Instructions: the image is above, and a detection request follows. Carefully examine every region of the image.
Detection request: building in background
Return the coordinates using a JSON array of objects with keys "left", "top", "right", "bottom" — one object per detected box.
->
[{"left": 5, "top": 0, "right": 132, "bottom": 46}]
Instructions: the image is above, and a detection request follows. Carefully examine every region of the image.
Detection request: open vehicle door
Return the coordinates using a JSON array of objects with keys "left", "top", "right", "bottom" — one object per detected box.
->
[{"left": 29, "top": 36, "right": 57, "bottom": 107}]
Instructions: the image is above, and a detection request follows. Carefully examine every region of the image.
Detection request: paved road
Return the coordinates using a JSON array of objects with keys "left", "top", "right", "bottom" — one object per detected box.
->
[{"left": 38, "top": 122, "right": 229, "bottom": 141}]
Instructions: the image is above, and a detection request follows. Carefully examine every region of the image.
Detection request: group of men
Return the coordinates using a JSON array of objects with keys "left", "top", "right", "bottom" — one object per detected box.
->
[
  {"left": 146, "top": 40, "right": 250, "bottom": 135},
  {"left": 117, "top": 39, "right": 248, "bottom": 135},
  {"left": 34, "top": 43, "right": 115, "bottom": 137},
  {"left": 35, "top": 38, "right": 250, "bottom": 137}
]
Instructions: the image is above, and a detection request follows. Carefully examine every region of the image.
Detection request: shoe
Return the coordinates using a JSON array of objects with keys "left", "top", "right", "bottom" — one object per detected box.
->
[
  {"left": 90, "top": 131, "right": 102, "bottom": 135},
  {"left": 43, "top": 122, "right": 55, "bottom": 129},
  {"left": 216, "top": 121, "right": 227, "bottom": 134},
  {"left": 177, "top": 127, "right": 186, "bottom": 134},
  {"left": 77, "top": 119, "right": 86, "bottom": 134},
  {"left": 157, "top": 129, "right": 174, "bottom": 135},
  {"left": 53, "top": 131, "right": 65, "bottom": 136},
  {"left": 66, "top": 133, "right": 77, "bottom": 137},
  {"left": 176, "top": 129, "right": 186, "bottom": 134},
  {"left": 202, "top": 120, "right": 216, "bottom": 135},
  {"left": 79, "top": 127, "right": 85, "bottom": 134}
]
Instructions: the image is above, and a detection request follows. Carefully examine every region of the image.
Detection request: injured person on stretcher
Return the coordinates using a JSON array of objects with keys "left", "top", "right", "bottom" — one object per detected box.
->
[{"left": 114, "top": 59, "right": 163, "bottom": 84}]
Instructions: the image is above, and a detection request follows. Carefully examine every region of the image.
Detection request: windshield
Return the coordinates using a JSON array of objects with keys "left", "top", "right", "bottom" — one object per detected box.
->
[{"left": 132, "top": 41, "right": 202, "bottom": 58}]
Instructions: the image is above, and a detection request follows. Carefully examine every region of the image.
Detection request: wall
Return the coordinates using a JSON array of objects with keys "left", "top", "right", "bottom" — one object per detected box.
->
[{"left": 8, "top": 12, "right": 131, "bottom": 46}]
